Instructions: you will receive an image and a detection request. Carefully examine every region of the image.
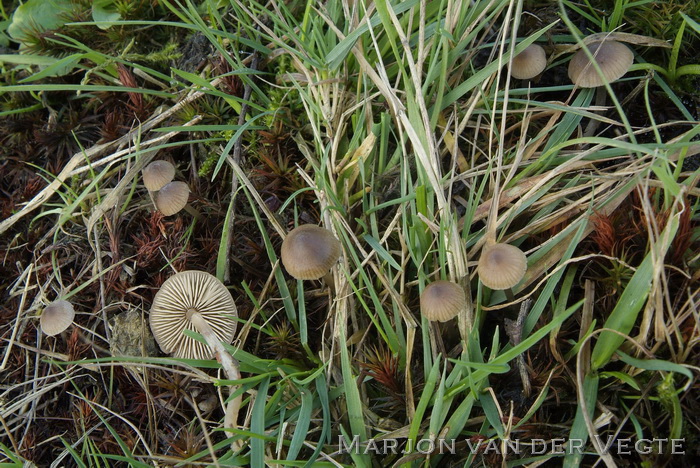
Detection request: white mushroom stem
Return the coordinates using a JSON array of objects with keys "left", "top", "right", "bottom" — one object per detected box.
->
[{"left": 189, "top": 311, "right": 241, "bottom": 441}]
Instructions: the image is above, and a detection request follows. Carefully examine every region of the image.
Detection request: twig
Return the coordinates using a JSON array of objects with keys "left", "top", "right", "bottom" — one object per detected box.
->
[
  {"left": 224, "top": 51, "right": 261, "bottom": 283},
  {"left": 0, "top": 263, "right": 33, "bottom": 372},
  {"left": 504, "top": 299, "right": 533, "bottom": 398},
  {"left": 188, "top": 393, "right": 222, "bottom": 468}
]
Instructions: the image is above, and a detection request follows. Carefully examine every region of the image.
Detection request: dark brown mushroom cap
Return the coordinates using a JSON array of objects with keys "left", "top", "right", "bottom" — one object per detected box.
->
[
  {"left": 568, "top": 40, "right": 634, "bottom": 88},
  {"left": 281, "top": 224, "right": 341, "bottom": 280},
  {"left": 41, "top": 300, "right": 75, "bottom": 336},
  {"left": 155, "top": 181, "right": 190, "bottom": 216},
  {"left": 420, "top": 280, "right": 466, "bottom": 322},
  {"left": 149, "top": 270, "right": 237, "bottom": 360},
  {"left": 511, "top": 44, "right": 547, "bottom": 79},
  {"left": 477, "top": 243, "right": 527, "bottom": 290},
  {"left": 143, "top": 160, "right": 175, "bottom": 192}
]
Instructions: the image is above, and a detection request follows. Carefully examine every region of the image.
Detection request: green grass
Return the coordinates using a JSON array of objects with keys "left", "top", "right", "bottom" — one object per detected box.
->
[{"left": 0, "top": 0, "right": 698, "bottom": 466}]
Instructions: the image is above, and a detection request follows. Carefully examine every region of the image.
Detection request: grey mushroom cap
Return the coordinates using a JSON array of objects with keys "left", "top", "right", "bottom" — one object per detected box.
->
[
  {"left": 281, "top": 224, "right": 342, "bottom": 280},
  {"left": 420, "top": 280, "right": 466, "bottom": 322},
  {"left": 41, "top": 300, "right": 75, "bottom": 336},
  {"left": 149, "top": 270, "right": 237, "bottom": 360},
  {"left": 143, "top": 160, "right": 175, "bottom": 192},
  {"left": 511, "top": 44, "right": 547, "bottom": 80},
  {"left": 568, "top": 40, "right": 634, "bottom": 88},
  {"left": 477, "top": 242, "right": 527, "bottom": 290},
  {"left": 156, "top": 181, "right": 190, "bottom": 216}
]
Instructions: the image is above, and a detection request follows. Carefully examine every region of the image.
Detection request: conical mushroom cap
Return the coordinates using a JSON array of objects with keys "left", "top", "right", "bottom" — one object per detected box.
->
[
  {"left": 156, "top": 181, "right": 189, "bottom": 216},
  {"left": 420, "top": 280, "right": 466, "bottom": 322},
  {"left": 281, "top": 224, "right": 341, "bottom": 280},
  {"left": 477, "top": 243, "right": 527, "bottom": 290},
  {"left": 143, "top": 160, "right": 175, "bottom": 191},
  {"left": 41, "top": 300, "right": 75, "bottom": 336},
  {"left": 568, "top": 40, "right": 633, "bottom": 88},
  {"left": 149, "top": 270, "right": 237, "bottom": 360},
  {"left": 511, "top": 44, "right": 547, "bottom": 79}
]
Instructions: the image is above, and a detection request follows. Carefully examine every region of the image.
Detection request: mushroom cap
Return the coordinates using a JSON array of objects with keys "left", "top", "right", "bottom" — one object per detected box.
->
[
  {"left": 568, "top": 40, "right": 634, "bottom": 88},
  {"left": 149, "top": 270, "right": 237, "bottom": 360},
  {"left": 511, "top": 44, "right": 547, "bottom": 79},
  {"left": 156, "top": 181, "right": 190, "bottom": 216},
  {"left": 281, "top": 224, "right": 341, "bottom": 280},
  {"left": 420, "top": 280, "right": 466, "bottom": 322},
  {"left": 41, "top": 300, "right": 75, "bottom": 336},
  {"left": 477, "top": 243, "right": 527, "bottom": 290},
  {"left": 143, "top": 160, "right": 175, "bottom": 192}
]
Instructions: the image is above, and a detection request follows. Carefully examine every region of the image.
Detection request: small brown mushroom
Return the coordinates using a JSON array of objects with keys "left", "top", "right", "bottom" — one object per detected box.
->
[
  {"left": 142, "top": 160, "right": 175, "bottom": 192},
  {"left": 155, "top": 181, "right": 190, "bottom": 217},
  {"left": 281, "top": 224, "right": 341, "bottom": 281},
  {"left": 477, "top": 242, "right": 527, "bottom": 290},
  {"left": 40, "top": 300, "right": 75, "bottom": 336},
  {"left": 420, "top": 280, "right": 466, "bottom": 322},
  {"left": 568, "top": 40, "right": 634, "bottom": 88},
  {"left": 511, "top": 44, "right": 547, "bottom": 80}
]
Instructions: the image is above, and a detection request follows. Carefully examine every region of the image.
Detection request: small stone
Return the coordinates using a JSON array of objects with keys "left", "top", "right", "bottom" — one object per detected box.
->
[{"left": 198, "top": 394, "right": 218, "bottom": 413}]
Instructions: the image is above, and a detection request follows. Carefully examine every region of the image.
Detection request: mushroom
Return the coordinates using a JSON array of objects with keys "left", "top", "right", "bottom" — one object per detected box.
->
[
  {"left": 149, "top": 270, "right": 237, "bottom": 360},
  {"left": 420, "top": 280, "right": 466, "bottom": 322},
  {"left": 281, "top": 224, "right": 341, "bottom": 282},
  {"left": 568, "top": 39, "right": 634, "bottom": 137},
  {"left": 153, "top": 181, "right": 202, "bottom": 221},
  {"left": 477, "top": 242, "right": 527, "bottom": 291},
  {"left": 142, "top": 162, "right": 201, "bottom": 220},
  {"left": 142, "top": 160, "right": 175, "bottom": 192},
  {"left": 568, "top": 40, "right": 634, "bottom": 88},
  {"left": 155, "top": 181, "right": 190, "bottom": 216},
  {"left": 511, "top": 44, "right": 547, "bottom": 80},
  {"left": 149, "top": 270, "right": 241, "bottom": 441},
  {"left": 40, "top": 300, "right": 75, "bottom": 336}
]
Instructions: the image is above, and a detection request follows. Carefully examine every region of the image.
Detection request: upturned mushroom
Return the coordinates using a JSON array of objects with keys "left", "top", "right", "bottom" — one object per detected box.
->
[
  {"left": 149, "top": 270, "right": 237, "bottom": 360},
  {"left": 281, "top": 224, "right": 341, "bottom": 281},
  {"left": 511, "top": 44, "right": 547, "bottom": 80},
  {"left": 40, "top": 300, "right": 75, "bottom": 336},
  {"left": 142, "top": 160, "right": 176, "bottom": 192},
  {"left": 420, "top": 280, "right": 466, "bottom": 322},
  {"left": 477, "top": 242, "right": 527, "bottom": 290},
  {"left": 568, "top": 40, "right": 634, "bottom": 88},
  {"left": 149, "top": 270, "right": 241, "bottom": 440}
]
